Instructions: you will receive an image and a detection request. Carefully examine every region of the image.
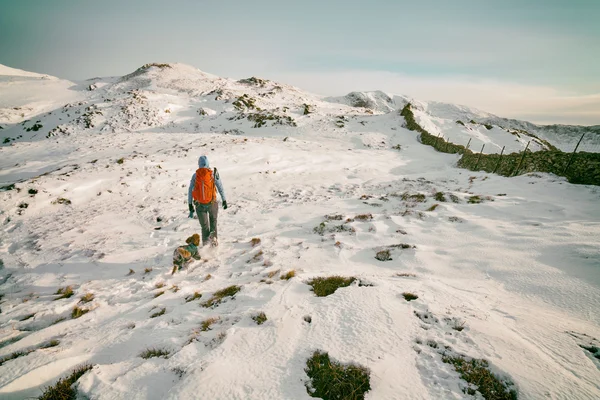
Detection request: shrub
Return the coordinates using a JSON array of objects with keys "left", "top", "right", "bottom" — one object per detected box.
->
[
  {"left": 55, "top": 286, "right": 74, "bottom": 300},
  {"left": 71, "top": 307, "right": 89, "bottom": 319},
  {"left": 402, "top": 292, "right": 418, "bottom": 301},
  {"left": 38, "top": 363, "right": 93, "bottom": 400},
  {"left": 307, "top": 276, "right": 355, "bottom": 297},
  {"left": 150, "top": 307, "right": 166, "bottom": 318},
  {"left": 441, "top": 355, "right": 517, "bottom": 399},
  {"left": 305, "top": 350, "right": 371, "bottom": 400},
  {"left": 252, "top": 312, "right": 267, "bottom": 325},
  {"left": 281, "top": 270, "right": 296, "bottom": 280},
  {"left": 468, "top": 196, "right": 483, "bottom": 204},
  {"left": 139, "top": 348, "right": 170, "bottom": 359},
  {"left": 201, "top": 285, "right": 241, "bottom": 308}
]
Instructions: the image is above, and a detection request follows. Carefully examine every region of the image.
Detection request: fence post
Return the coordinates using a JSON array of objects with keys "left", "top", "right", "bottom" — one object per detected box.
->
[
  {"left": 513, "top": 141, "right": 530, "bottom": 177},
  {"left": 434, "top": 133, "right": 441, "bottom": 150},
  {"left": 493, "top": 146, "right": 505, "bottom": 174},
  {"left": 474, "top": 144, "right": 485, "bottom": 170},
  {"left": 562, "top": 132, "right": 586, "bottom": 175},
  {"left": 465, "top": 138, "right": 472, "bottom": 152}
]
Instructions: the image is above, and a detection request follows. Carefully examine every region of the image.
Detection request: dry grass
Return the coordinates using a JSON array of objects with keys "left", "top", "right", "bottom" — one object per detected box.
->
[
  {"left": 250, "top": 237, "right": 261, "bottom": 247},
  {"left": 127, "top": 268, "right": 135, "bottom": 275},
  {"left": 71, "top": 306, "right": 89, "bottom": 319},
  {"left": 41, "top": 339, "right": 60, "bottom": 349},
  {"left": 144, "top": 267, "right": 153, "bottom": 274},
  {"left": 185, "top": 292, "right": 202, "bottom": 302},
  {"left": 170, "top": 285, "right": 180, "bottom": 293},
  {"left": 150, "top": 307, "right": 166, "bottom": 318},
  {"left": 38, "top": 363, "right": 93, "bottom": 400},
  {"left": 154, "top": 291, "right": 165, "bottom": 298},
  {"left": 139, "top": 347, "right": 170, "bottom": 359},
  {"left": 55, "top": 286, "right": 74, "bottom": 300},
  {"left": 155, "top": 282, "right": 166, "bottom": 289},
  {"left": 201, "top": 317, "right": 220, "bottom": 331},
  {"left": 201, "top": 285, "right": 241, "bottom": 308},
  {"left": 280, "top": 270, "right": 296, "bottom": 280},
  {"left": 267, "top": 269, "right": 280, "bottom": 278},
  {"left": 80, "top": 293, "right": 94, "bottom": 304},
  {"left": 426, "top": 204, "right": 440, "bottom": 212},
  {"left": 354, "top": 213, "right": 373, "bottom": 221},
  {"left": 396, "top": 272, "right": 417, "bottom": 278},
  {"left": 203, "top": 274, "right": 212, "bottom": 282}
]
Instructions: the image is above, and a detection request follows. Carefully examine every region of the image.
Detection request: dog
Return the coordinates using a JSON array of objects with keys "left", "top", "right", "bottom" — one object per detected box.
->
[{"left": 172, "top": 234, "right": 201, "bottom": 274}]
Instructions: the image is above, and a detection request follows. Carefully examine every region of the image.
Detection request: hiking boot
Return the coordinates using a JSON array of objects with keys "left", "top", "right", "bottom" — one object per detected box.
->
[{"left": 209, "top": 232, "right": 218, "bottom": 247}]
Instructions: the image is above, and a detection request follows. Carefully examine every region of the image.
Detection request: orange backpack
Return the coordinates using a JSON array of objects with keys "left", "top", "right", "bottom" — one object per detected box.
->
[{"left": 192, "top": 168, "right": 216, "bottom": 204}]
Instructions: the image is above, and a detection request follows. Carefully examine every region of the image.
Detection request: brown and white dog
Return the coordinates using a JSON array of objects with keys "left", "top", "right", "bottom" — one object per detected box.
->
[{"left": 172, "top": 234, "right": 201, "bottom": 274}]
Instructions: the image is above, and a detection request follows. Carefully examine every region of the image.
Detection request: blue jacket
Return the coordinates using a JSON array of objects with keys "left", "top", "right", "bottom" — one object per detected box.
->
[{"left": 188, "top": 156, "right": 226, "bottom": 205}]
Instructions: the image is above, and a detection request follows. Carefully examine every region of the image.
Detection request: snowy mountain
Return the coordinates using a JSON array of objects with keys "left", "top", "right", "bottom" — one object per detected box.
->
[{"left": 1, "top": 63, "right": 599, "bottom": 400}]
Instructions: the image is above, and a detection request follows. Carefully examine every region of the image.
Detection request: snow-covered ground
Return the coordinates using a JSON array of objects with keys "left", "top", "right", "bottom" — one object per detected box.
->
[{"left": 1, "top": 63, "right": 599, "bottom": 399}]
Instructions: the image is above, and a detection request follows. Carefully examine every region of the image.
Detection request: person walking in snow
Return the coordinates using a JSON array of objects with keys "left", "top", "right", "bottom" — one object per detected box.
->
[{"left": 188, "top": 155, "right": 227, "bottom": 246}]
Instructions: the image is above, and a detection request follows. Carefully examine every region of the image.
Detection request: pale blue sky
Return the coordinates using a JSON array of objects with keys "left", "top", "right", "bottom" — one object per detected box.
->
[{"left": 1, "top": 0, "right": 599, "bottom": 124}]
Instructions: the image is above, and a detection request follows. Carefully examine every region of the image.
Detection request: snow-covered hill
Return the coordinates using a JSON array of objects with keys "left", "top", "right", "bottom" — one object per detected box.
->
[{"left": 1, "top": 63, "right": 599, "bottom": 400}]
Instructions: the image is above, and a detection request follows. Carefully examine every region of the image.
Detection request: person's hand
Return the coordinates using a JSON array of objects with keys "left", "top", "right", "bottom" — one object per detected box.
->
[
  {"left": 222, "top": 201, "right": 228, "bottom": 210},
  {"left": 188, "top": 211, "right": 194, "bottom": 218},
  {"left": 188, "top": 204, "right": 194, "bottom": 218}
]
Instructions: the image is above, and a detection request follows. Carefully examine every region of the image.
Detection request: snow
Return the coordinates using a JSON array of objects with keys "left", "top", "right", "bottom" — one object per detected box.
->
[{"left": 0, "top": 63, "right": 599, "bottom": 399}]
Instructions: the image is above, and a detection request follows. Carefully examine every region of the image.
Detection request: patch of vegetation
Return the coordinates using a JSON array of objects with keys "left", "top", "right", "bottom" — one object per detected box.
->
[
  {"left": 468, "top": 195, "right": 483, "bottom": 204},
  {"left": 249, "top": 250, "right": 264, "bottom": 263},
  {"left": 245, "top": 111, "right": 297, "bottom": 128},
  {"left": 449, "top": 194, "right": 461, "bottom": 203},
  {"left": 252, "top": 312, "right": 267, "bottom": 325},
  {"left": 305, "top": 350, "right": 371, "bottom": 400},
  {"left": 307, "top": 276, "right": 356, "bottom": 297},
  {"left": 2, "top": 138, "right": 9, "bottom": 144},
  {"left": 325, "top": 214, "right": 344, "bottom": 221},
  {"left": 401, "top": 192, "right": 427, "bottom": 202},
  {"left": 201, "top": 285, "right": 241, "bottom": 308},
  {"left": 281, "top": 270, "right": 296, "bottom": 280},
  {"left": 375, "top": 249, "right": 392, "bottom": 261},
  {"left": 456, "top": 120, "right": 465, "bottom": 126},
  {"left": 0, "top": 335, "right": 25, "bottom": 349},
  {"left": 203, "top": 274, "right": 212, "bottom": 282},
  {"left": 26, "top": 122, "right": 43, "bottom": 132},
  {"left": 250, "top": 237, "right": 261, "bottom": 247},
  {"left": 267, "top": 269, "right": 280, "bottom": 279},
  {"left": 41, "top": 339, "right": 60, "bottom": 349},
  {"left": 71, "top": 306, "right": 89, "bottom": 319},
  {"left": 233, "top": 94, "right": 257, "bottom": 110},
  {"left": 484, "top": 124, "right": 493, "bottom": 130},
  {"left": 304, "top": 315, "right": 312, "bottom": 323},
  {"left": 150, "top": 307, "right": 166, "bottom": 318},
  {"left": 396, "top": 272, "right": 417, "bottom": 278},
  {"left": 238, "top": 77, "right": 268, "bottom": 86},
  {"left": 144, "top": 267, "right": 152, "bottom": 274},
  {"left": 303, "top": 103, "right": 314, "bottom": 115},
  {"left": 153, "top": 291, "right": 165, "bottom": 298},
  {"left": 402, "top": 292, "right": 419, "bottom": 301},
  {"left": 201, "top": 317, "right": 220, "bottom": 331},
  {"left": 434, "top": 192, "right": 446, "bottom": 202},
  {"left": 127, "top": 268, "right": 135, "bottom": 275},
  {"left": 20, "top": 313, "right": 36, "bottom": 321},
  {"left": 313, "top": 221, "right": 356, "bottom": 236},
  {"left": 52, "top": 198, "right": 72, "bottom": 205},
  {"left": 38, "top": 363, "right": 93, "bottom": 400},
  {"left": 0, "top": 350, "right": 31, "bottom": 366},
  {"left": 55, "top": 286, "right": 74, "bottom": 300},
  {"left": 28, "top": 188, "right": 38, "bottom": 196},
  {"left": 354, "top": 213, "right": 373, "bottom": 221},
  {"left": 51, "top": 317, "right": 66, "bottom": 326},
  {"left": 80, "top": 293, "right": 94, "bottom": 304},
  {"left": 392, "top": 144, "right": 402, "bottom": 150},
  {"left": 116, "top": 157, "right": 124, "bottom": 164},
  {"left": 441, "top": 354, "right": 518, "bottom": 399},
  {"left": 155, "top": 282, "right": 165, "bottom": 289},
  {"left": 426, "top": 204, "right": 439, "bottom": 211},
  {"left": 139, "top": 347, "right": 170, "bottom": 359}
]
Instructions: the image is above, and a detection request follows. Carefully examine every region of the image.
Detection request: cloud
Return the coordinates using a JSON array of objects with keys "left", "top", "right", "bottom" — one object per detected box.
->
[{"left": 268, "top": 69, "right": 600, "bottom": 125}]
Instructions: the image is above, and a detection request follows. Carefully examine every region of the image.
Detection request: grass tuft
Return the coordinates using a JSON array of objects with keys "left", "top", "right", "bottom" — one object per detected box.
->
[
  {"left": 280, "top": 270, "right": 296, "bottom": 280},
  {"left": 201, "top": 317, "right": 220, "bottom": 331},
  {"left": 155, "top": 282, "right": 165, "bottom": 289},
  {"left": 468, "top": 195, "right": 483, "bottom": 204},
  {"left": 80, "top": 293, "right": 94, "bottom": 304},
  {"left": 185, "top": 292, "right": 202, "bottom": 303},
  {"left": 154, "top": 291, "right": 165, "bottom": 298},
  {"left": 250, "top": 237, "right": 261, "bottom": 247},
  {"left": 144, "top": 267, "right": 153, "bottom": 274},
  {"left": 203, "top": 274, "right": 212, "bottom": 282},
  {"left": 426, "top": 204, "right": 439, "bottom": 212},
  {"left": 307, "top": 276, "right": 356, "bottom": 297},
  {"left": 252, "top": 312, "right": 267, "bottom": 325},
  {"left": 442, "top": 354, "right": 518, "bottom": 399},
  {"left": 201, "top": 285, "right": 241, "bottom": 308},
  {"left": 354, "top": 213, "right": 373, "bottom": 221},
  {"left": 305, "top": 350, "right": 371, "bottom": 400},
  {"left": 402, "top": 292, "right": 419, "bottom": 301},
  {"left": 38, "top": 363, "right": 93, "bottom": 400},
  {"left": 401, "top": 192, "right": 427, "bottom": 202},
  {"left": 55, "top": 286, "right": 74, "bottom": 300},
  {"left": 150, "top": 307, "right": 166, "bottom": 318},
  {"left": 396, "top": 272, "right": 417, "bottom": 278},
  {"left": 71, "top": 306, "right": 89, "bottom": 319},
  {"left": 41, "top": 339, "right": 60, "bottom": 349},
  {"left": 434, "top": 192, "right": 447, "bottom": 202},
  {"left": 139, "top": 347, "right": 170, "bottom": 359},
  {"left": 375, "top": 249, "right": 392, "bottom": 261},
  {"left": 127, "top": 268, "right": 135, "bottom": 275},
  {"left": 267, "top": 269, "right": 280, "bottom": 278}
]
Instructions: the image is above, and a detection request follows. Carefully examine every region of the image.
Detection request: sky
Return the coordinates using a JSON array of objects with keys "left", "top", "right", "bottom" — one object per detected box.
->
[{"left": 1, "top": 0, "right": 599, "bottom": 125}]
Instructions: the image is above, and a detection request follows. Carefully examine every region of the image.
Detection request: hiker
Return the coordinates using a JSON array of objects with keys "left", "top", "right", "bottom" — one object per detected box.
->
[
  {"left": 188, "top": 155, "right": 227, "bottom": 246},
  {"left": 172, "top": 234, "right": 201, "bottom": 274}
]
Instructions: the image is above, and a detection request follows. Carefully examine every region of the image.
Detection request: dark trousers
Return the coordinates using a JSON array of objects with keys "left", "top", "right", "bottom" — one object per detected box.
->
[{"left": 194, "top": 201, "right": 218, "bottom": 245}]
